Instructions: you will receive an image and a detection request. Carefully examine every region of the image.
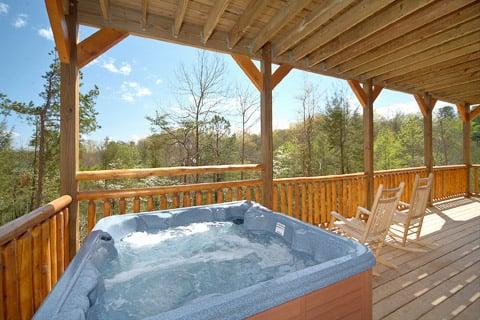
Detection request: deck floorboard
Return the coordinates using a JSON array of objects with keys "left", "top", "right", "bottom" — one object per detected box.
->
[{"left": 373, "top": 197, "right": 480, "bottom": 320}]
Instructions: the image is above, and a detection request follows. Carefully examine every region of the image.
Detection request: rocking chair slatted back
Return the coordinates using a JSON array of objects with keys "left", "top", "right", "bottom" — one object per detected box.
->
[
  {"left": 408, "top": 173, "right": 434, "bottom": 220},
  {"left": 362, "top": 183, "right": 405, "bottom": 243}
]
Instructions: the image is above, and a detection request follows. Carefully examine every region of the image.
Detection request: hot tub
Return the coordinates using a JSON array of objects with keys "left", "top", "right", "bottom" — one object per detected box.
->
[{"left": 34, "top": 201, "right": 375, "bottom": 320}]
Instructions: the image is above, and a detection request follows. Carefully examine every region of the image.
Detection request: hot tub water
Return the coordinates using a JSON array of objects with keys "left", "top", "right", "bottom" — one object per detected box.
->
[{"left": 95, "top": 221, "right": 316, "bottom": 319}]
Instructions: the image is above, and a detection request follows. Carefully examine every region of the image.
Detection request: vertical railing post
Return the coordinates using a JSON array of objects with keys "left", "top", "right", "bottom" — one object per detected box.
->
[
  {"left": 261, "top": 43, "right": 273, "bottom": 208},
  {"left": 60, "top": 0, "right": 80, "bottom": 261}
]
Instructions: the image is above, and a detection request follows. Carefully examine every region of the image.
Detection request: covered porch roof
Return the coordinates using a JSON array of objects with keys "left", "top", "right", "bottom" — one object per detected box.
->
[{"left": 60, "top": 0, "right": 480, "bottom": 105}]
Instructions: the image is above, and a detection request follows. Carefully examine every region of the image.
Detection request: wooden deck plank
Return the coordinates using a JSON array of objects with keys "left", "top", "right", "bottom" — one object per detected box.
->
[
  {"left": 381, "top": 262, "right": 480, "bottom": 320},
  {"left": 373, "top": 197, "right": 480, "bottom": 320},
  {"left": 418, "top": 278, "right": 480, "bottom": 320},
  {"left": 453, "top": 298, "right": 480, "bottom": 319}
]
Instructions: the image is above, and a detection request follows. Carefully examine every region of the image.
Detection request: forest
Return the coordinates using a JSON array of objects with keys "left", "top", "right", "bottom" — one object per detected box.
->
[{"left": 0, "top": 51, "right": 479, "bottom": 225}]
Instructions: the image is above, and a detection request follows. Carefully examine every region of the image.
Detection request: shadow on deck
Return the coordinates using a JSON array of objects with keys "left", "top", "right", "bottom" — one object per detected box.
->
[{"left": 373, "top": 197, "right": 480, "bottom": 320}]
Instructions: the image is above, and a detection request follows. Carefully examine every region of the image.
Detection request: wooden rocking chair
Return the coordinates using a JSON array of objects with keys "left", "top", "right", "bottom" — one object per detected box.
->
[
  {"left": 329, "top": 182, "right": 405, "bottom": 276},
  {"left": 387, "top": 173, "right": 435, "bottom": 253}
]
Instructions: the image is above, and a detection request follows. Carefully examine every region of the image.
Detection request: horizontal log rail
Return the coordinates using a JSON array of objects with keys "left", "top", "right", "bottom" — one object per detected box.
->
[
  {"left": 79, "top": 179, "right": 264, "bottom": 233},
  {"left": 0, "top": 195, "right": 72, "bottom": 319},
  {"left": 77, "top": 165, "right": 473, "bottom": 232},
  {"left": 76, "top": 164, "right": 263, "bottom": 181}
]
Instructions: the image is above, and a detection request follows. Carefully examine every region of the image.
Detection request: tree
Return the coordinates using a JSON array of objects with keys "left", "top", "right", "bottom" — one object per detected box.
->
[
  {"left": 433, "top": 106, "right": 461, "bottom": 165},
  {"left": 375, "top": 127, "right": 401, "bottom": 170},
  {"left": 147, "top": 51, "right": 228, "bottom": 180},
  {"left": 296, "top": 80, "right": 319, "bottom": 176},
  {"left": 0, "top": 52, "right": 100, "bottom": 209},
  {"left": 323, "top": 90, "right": 363, "bottom": 174},
  {"left": 398, "top": 114, "right": 423, "bottom": 167},
  {"left": 234, "top": 85, "right": 259, "bottom": 167}
]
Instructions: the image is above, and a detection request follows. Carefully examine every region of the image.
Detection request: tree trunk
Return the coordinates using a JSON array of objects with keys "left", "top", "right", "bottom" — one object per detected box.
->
[{"left": 35, "top": 111, "right": 46, "bottom": 208}]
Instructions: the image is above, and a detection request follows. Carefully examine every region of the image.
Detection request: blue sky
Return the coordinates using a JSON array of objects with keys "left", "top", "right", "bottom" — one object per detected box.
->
[{"left": 0, "top": 0, "right": 450, "bottom": 148}]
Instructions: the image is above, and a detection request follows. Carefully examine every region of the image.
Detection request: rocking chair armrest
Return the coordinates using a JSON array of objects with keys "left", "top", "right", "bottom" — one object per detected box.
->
[
  {"left": 330, "top": 211, "right": 348, "bottom": 223},
  {"left": 355, "top": 206, "right": 371, "bottom": 219}
]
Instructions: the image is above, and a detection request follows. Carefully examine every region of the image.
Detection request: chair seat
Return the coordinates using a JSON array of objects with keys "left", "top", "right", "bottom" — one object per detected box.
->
[
  {"left": 392, "top": 211, "right": 422, "bottom": 225},
  {"left": 334, "top": 218, "right": 370, "bottom": 242}
]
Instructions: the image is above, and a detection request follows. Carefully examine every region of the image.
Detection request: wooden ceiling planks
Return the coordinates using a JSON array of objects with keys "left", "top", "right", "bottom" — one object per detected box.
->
[{"left": 73, "top": 0, "right": 480, "bottom": 105}]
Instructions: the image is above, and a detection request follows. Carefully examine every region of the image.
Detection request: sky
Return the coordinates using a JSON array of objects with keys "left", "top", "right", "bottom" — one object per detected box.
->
[{"left": 0, "top": 0, "right": 452, "bottom": 148}]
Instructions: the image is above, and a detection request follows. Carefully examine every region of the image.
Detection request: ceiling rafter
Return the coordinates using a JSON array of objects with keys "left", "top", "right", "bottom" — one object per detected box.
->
[
  {"left": 99, "top": 0, "right": 109, "bottom": 20},
  {"left": 251, "top": 0, "right": 313, "bottom": 53},
  {"left": 327, "top": 0, "right": 478, "bottom": 71},
  {"left": 173, "top": 0, "right": 188, "bottom": 37},
  {"left": 292, "top": 0, "right": 395, "bottom": 61},
  {"left": 347, "top": 19, "right": 480, "bottom": 78},
  {"left": 141, "top": 0, "right": 148, "bottom": 28},
  {"left": 228, "top": 0, "right": 267, "bottom": 49},
  {"left": 273, "top": 0, "right": 354, "bottom": 57},
  {"left": 203, "top": 0, "right": 231, "bottom": 44},
  {"left": 308, "top": 0, "right": 435, "bottom": 67}
]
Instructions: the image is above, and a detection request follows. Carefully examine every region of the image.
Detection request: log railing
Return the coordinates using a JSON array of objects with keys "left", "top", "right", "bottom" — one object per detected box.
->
[
  {"left": 272, "top": 173, "right": 366, "bottom": 226},
  {"left": 472, "top": 164, "right": 480, "bottom": 196},
  {"left": 0, "top": 195, "right": 72, "bottom": 319},
  {"left": 77, "top": 164, "right": 471, "bottom": 232},
  {"left": 77, "top": 164, "right": 264, "bottom": 233}
]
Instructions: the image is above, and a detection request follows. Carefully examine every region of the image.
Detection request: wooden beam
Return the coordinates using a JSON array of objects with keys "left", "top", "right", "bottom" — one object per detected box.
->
[
  {"left": 261, "top": 43, "right": 273, "bottom": 208},
  {"left": 471, "top": 106, "right": 480, "bottom": 120},
  {"left": 386, "top": 53, "right": 480, "bottom": 85},
  {"left": 251, "top": 0, "right": 312, "bottom": 53},
  {"left": 274, "top": 0, "right": 354, "bottom": 57},
  {"left": 456, "top": 103, "right": 467, "bottom": 123},
  {"left": 203, "top": 0, "right": 231, "bottom": 44},
  {"left": 77, "top": 28, "right": 128, "bottom": 68},
  {"left": 228, "top": 0, "right": 267, "bottom": 49},
  {"left": 463, "top": 104, "right": 471, "bottom": 196},
  {"left": 272, "top": 64, "right": 293, "bottom": 89},
  {"left": 99, "top": 0, "right": 108, "bottom": 20},
  {"left": 231, "top": 54, "right": 262, "bottom": 91},
  {"left": 376, "top": 42, "right": 480, "bottom": 82},
  {"left": 347, "top": 80, "right": 367, "bottom": 108},
  {"left": 60, "top": 0, "right": 79, "bottom": 262},
  {"left": 45, "top": 0, "right": 70, "bottom": 63},
  {"left": 308, "top": 0, "right": 434, "bottom": 67},
  {"left": 141, "top": 0, "right": 148, "bottom": 28},
  {"left": 363, "top": 33, "right": 480, "bottom": 80},
  {"left": 347, "top": 19, "right": 480, "bottom": 78},
  {"left": 173, "top": 0, "right": 188, "bottom": 37},
  {"left": 364, "top": 80, "right": 374, "bottom": 208},
  {"left": 404, "top": 67, "right": 480, "bottom": 91},
  {"left": 328, "top": 0, "right": 478, "bottom": 71},
  {"left": 292, "top": 0, "right": 394, "bottom": 61},
  {"left": 418, "top": 93, "right": 436, "bottom": 205}
]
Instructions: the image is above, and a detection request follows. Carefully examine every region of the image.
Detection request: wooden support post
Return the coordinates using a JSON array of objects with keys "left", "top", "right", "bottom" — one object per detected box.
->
[
  {"left": 462, "top": 104, "right": 471, "bottom": 197},
  {"left": 347, "top": 79, "right": 382, "bottom": 208},
  {"left": 364, "top": 80, "right": 374, "bottom": 209},
  {"left": 60, "top": 0, "right": 79, "bottom": 262},
  {"left": 261, "top": 43, "right": 273, "bottom": 208},
  {"left": 415, "top": 93, "right": 436, "bottom": 205}
]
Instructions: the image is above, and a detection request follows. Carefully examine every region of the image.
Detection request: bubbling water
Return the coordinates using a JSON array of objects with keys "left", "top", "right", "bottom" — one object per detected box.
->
[{"left": 94, "top": 221, "right": 316, "bottom": 320}]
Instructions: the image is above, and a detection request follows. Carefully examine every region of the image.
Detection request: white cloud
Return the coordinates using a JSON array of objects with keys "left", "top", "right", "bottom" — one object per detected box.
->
[
  {"left": 155, "top": 78, "right": 163, "bottom": 85},
  {"left": 375, "top": 102, "right": 422, "bottom": 118},
  {"left": 12, "top": 14, "right": 27, "bottom": 28},
  {"left": 120, "top": 81, "right": 152, "bottom": 103},
  {"left": 38, "top": 27, "right": 54, "bottom": 41},
  {"left": 102, "top": 58, "right": 132, "bottom": 75},
  {"left": 0, "top": 2, "right": 9, "bottom": 15}
]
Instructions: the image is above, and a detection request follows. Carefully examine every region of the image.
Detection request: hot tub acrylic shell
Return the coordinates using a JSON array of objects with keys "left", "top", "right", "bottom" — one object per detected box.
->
[{"left": 34, "top": 201, "right": 375, "bottom": 320}]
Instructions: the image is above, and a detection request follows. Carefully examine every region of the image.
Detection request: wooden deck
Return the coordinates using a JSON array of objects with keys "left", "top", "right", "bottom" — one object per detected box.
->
[{"left": 373, "top": 197, "right": 480, "bottom": 320}]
